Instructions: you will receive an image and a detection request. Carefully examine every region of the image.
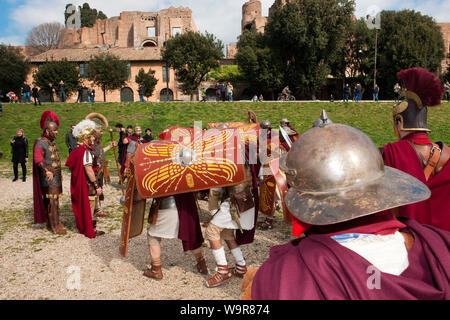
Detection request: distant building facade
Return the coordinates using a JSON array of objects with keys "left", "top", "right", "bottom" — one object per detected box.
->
[{"left": 26, "top": 7, "right": 199, "bottom": 102}]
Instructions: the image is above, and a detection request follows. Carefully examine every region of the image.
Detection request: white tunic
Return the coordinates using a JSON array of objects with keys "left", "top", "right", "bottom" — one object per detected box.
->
[
  {"left": 147, "top": 207, "right": 180, "bottom": 239},
  {"left": 211, "top": 201, "right": 255, "bottom": 230},
  {"left": 333, "top": 231, "right": 409, "bottom": 276}
]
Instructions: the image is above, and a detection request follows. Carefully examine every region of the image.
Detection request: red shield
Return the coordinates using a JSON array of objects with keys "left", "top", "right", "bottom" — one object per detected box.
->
[
  {"left": 259, "top": 174, "right": 277, "bottom": 217},
  {"left": 163, "top": 126, "right": 195, "bottom": 142},
  {"left": 269, "top": 158, "right": 293, "bottom": 224},
  {"left": 134, "top": 129, "right": 245, "bottom": 198},
  {"left": 208, "top": 122, "right": 246, "bottom": 129}
]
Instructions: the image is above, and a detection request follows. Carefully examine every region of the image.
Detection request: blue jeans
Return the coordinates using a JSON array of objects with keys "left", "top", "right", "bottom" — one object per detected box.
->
[
  {"left": 356, "top": 93, "right": 361, "bottom": 101},
  {"left": 374, "top": 93, "right": 379, "bottom": 102},
  {"left": 228, "top": 93, "right": 233, "bottom": 102},
  {"left": 59, "top": 91, "right": 66, "bottom": 102},
  {"left": 344, "top": 94, "right": 349, "bottom": 102},
  {"left": 139, "top": 95, "right": 145, "bottom": 102},
  {"left": 23, "top": 92, "right": 31, "bottom": 103}
]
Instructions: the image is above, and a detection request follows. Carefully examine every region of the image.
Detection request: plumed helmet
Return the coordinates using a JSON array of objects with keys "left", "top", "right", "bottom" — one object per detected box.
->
[
  {"left": 73, "top": 119, "right": 97, "bottom": 144},
  {"left": 40, "top": 110, "right": 60, "bottom": 131},
  {"left": 259, "top": 120, "right": 273, "bottom": 130},
  {"left": 85, "top": 113, "right": 109, "bottom": 139},
  {"left": 281, "top": 114, "right": 430, "bottom": 226},
  {"left": 393, "top": 68, "right": 444, "bottom": 136}
]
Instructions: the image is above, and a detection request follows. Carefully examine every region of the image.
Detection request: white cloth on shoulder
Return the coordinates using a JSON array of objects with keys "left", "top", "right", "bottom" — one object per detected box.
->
[{"left": 334, "top": 231, "right": 409, "bottom": 276}]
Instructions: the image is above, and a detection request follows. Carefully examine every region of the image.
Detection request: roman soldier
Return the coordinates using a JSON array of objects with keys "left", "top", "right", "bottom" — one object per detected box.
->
[
  {"left": 121, "top": 126, "right": 144, "bottom": 176},
  {"left": 256, "top": 120, "right": 278, "bottom": 230},
  {"left": 65, "top": 119, "right": 105, "bottom": 238},
  {"left": 204, "top": 124, "right": 261, "bottom": 288},
  {"left": 242, "top": 115, "right": 450, "bottom": 300},
  {"left": 33, "top": 111, "right": 66, "bottom": 234},
  {"left": 144, "top": 192, "right": 208, "bottom": 280},
  {"left": 279, "top": 118, "right": 299, "bottom": 153},
  {"left": 381, "top": 68, "right": 450, "bottom": 231},
  {"left": 85, "top": 113, "right": 117, "bottom": 218}
]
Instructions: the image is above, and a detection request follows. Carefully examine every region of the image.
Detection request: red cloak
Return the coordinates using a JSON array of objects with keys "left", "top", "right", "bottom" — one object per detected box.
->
[
  {"left": 383, "top": 133, "right": 450, "bottom": 231},
  {"left": 65, "top": 145, "right": 96, "bottom": 239},
  {"left": 32, "top": 138, "right": 47, "bottom": 223}
]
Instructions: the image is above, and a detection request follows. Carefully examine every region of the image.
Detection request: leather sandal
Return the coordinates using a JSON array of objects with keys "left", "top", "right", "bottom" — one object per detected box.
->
[
  {"left": 196, "top": 258, "right": 208, "bottom": 274},
  {"left": 205, "top": 265, "right": 232, "bottom": 288},
  {"left": 144, "top": 265, "right": 163, "bottom": 280},
  {"left": 231, "top": 264, "right": 247, "bottom": 278}
]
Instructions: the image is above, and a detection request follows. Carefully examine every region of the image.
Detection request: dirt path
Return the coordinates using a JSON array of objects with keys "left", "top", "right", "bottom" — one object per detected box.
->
[{"left": 0, "top": 167, "right": 293, "bottom": 300}]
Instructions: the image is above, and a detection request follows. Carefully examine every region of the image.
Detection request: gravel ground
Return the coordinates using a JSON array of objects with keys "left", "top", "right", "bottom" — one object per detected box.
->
[{"left": 0, "top": 164, "right": 293, "bottom": 300}]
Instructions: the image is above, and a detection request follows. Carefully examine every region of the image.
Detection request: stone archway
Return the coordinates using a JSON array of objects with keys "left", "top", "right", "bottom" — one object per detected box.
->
[
  {"left": 120, "top": 87, "right": 134, "bottom": 102},
  {"left": 160, "top": 88, "right": 173, "bottom": 101},
  {"left": 142, "top": 40, "right": 157, "bottom": 47}
]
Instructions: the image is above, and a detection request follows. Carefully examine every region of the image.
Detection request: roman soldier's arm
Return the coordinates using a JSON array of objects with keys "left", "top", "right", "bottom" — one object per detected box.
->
[{"left": 34, "top": 144, "right": 53, "bottom": 179}]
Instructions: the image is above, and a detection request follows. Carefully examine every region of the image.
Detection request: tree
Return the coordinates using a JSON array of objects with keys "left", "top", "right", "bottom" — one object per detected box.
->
[
  {"left": 374, "top": 10, "right": 445, "bottom": 99},
  {"left": 135, "top": 68, "right": 158, "bottom": 98},
  {"left": 236, "top": 27, "right": 283, "bottom": 100},
  {"left": 33, "top": 59, "right": 79, "bottom": 96},
  {"left": 0, "top": 45, "right": 30, "bottom": 96},
  {"left": 331, "top": 18, "right": 376, "bottom": 98},
  {"left": 162, "top": 31, "right": 224, "bottom": 100},
  {"left": 25, "top": 22, "right": 65, "bottom": 55},
  {"left": 87, "top": 53, "right": 128, "bottom": 102},
  {"left": 265, "top": 0, "right": 355, "bottom": 99},
  {"left": 208, "top": 65, "right": 245, "bottom": 84},
  {"left": 65, "top": 2, "right": 107, "bottom": 28}
]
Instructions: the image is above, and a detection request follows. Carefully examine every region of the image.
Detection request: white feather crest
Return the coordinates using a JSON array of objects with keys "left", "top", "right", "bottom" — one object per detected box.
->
[{"left": 73, "top": 119, "right": 97, "bottom": 138}]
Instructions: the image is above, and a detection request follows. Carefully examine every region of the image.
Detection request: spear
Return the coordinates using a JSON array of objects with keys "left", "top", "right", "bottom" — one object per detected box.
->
[{"left": 109, "top": 128, "right": 125, "bottom": 195}]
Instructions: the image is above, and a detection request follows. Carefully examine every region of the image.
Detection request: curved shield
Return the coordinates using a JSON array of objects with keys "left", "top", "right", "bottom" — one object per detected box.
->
[
  {"left": 269, "top": 158, "right": 293, "bottom": 224},
  {"left": 164, "top": 126, "right": 195, "bottom": 142},
  {"left": 208, "top": 122, "right": 246, "bottom": 129},
  {"left": 134, "top": 129, "right": 245, "bottom": 198},
  {"left": 259, "top": 175, "right": 277, "bottom": 217}
]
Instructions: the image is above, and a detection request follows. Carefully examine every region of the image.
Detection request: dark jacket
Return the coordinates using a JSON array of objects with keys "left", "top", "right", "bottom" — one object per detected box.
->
[
  {"left": 143, "top": 134, "right": 154, "bottom": 143},
  {"left": 11, "top": 136, "right": 28, "bottom": 163},
  {"left": 32, "top": 87, "right": 40, "bottom": 98},
  {"left": 22, "top": 84, "right": 31, "bottom": 93},
  {"left": 58, "top": 83, "right": 65, "bottom": 93},
  {"left": 65, "top": 130, "right": 78, "bottom": 151}
]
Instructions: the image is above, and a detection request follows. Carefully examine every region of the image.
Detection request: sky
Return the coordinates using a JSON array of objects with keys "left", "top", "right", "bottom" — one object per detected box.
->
[{"left": 0, "top": 0, "right": 449, "bottom": 46}]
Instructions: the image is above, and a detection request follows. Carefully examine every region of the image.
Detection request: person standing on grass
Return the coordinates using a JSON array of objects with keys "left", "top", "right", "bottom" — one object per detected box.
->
[
  {"left": 355, "top": 82, "right": 362, "bottom": 101},
  {"left": 76, "top": 86, "right": 83, "bottom": 103},
  {"left": 444, "top": 81, "right": 450, "bottom": 102},
  {"left": 58, "top": 80, "right": 66, "bottom": 102},
  {"left": 10, "top": 128, "right": 28, "bottom": 182},
  {"left": 32, "top": 85, "right": 41, "bottom": 106},
  {"left": 373, "top": 84, "right": 380, "bottom": 102},
  {"left": 22, "top": 81, "right": 31, "bottom": 103},
  {"left": 139, "top": 85, "right": 145, "bottom": 102},
  {"left": 227, "top": 82, "right": 233, "bottom": 102},
  {"left": 394, "top": 82, "right": 401, "bottom": 102},
  {"left": 343, "top": 84, "right": 350, "bottom": 102},
  {"left": 48, "top": 82, "right": 55, "bottom": 103},
  {"left": 65, "top": 124, "right": 77, "bottom": 154}
]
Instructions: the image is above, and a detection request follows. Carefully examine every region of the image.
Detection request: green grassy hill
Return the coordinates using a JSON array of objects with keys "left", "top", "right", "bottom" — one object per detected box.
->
[{"left": 0, "top": 101, "right": 448, "bottom": 163}]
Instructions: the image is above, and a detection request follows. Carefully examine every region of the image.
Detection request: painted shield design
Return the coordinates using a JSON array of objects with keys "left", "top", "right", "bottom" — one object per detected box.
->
[{"left": 134, "top": 129, "right": 246, "bottom": 198}]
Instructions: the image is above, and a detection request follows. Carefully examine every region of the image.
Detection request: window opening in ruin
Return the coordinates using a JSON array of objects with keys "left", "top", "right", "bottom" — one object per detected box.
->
[
  {"left": 148, "top": 27, "right": 156, "bottom": 37},
  {"left": 172, "top": 27, "right": 181, "bottom": 37}
]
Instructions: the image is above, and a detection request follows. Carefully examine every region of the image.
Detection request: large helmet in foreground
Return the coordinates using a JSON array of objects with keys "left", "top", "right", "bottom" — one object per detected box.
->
[{"left": 280, "top": 114, "right": 430, "bottom": 226}]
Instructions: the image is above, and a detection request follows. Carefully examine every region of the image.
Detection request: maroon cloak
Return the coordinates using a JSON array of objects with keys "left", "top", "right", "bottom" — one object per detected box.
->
[
  {"left": 251, "top": 216, "right": 450, "bottom": 300},
  {"left": 383, "top": 132, "right": 450, "bottom": 231},
  {"left": 65, "top": 145, "right": 96, "bottom": 239},
  {"left": 174, "top": 193, "right": 204, "bottom": 251},
  {"left": 32, "top": 137, "right": 47, "bottom": 223}
]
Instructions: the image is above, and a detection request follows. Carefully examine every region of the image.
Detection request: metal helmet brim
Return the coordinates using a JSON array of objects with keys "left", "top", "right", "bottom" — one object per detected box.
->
[{"left": 284, "top": 166, "right": 430, "bottom": 225}]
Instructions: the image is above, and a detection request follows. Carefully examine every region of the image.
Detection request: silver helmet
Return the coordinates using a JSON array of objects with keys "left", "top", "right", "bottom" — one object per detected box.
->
[
  {"left": 281, "top": 116, "right": 430, "bottom": 225},
  {"left": 216, "top": 123, "right": 229, "bottom": 130},
  {"left": 313, "top": 110, "right": 333, "bottom": 128},
  {"left": 259, "top": 120, "right": 273, "bottom": 130},
  {"left": 280, "top": 118, "right": 290, "bottom": 127}
]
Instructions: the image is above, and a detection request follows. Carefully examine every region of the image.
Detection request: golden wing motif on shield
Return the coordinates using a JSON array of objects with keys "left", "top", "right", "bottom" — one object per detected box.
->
[{"left": 134, "top": 131, "right": 245, "bottom": 198}]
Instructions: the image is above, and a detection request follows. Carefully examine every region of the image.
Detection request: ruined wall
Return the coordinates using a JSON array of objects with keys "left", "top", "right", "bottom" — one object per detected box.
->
[{"left": 437, "top": 23, "right": 450, "bottom": 74}]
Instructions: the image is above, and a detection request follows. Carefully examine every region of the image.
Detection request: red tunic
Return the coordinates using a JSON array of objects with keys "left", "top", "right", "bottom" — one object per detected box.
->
[
  {"left": 65, "top": 145, "right": 96, "bottom": 239},
  {"left": 383, "top": 133, "right": 450, "bottom": 231}
]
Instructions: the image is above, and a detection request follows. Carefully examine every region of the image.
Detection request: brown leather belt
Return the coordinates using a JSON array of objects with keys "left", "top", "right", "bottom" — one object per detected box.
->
[{"left": 409, "top": 142, "right": 450, "bottom": 181}]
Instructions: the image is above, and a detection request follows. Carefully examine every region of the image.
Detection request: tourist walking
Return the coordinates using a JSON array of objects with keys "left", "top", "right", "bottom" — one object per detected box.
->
[
  {"left": 58, "top": 80, "right": 66, "bottom": 102},
  {"left": 373, "top": 84, "right": 380, "bottom": 102},
  {"left": 10, "top": 128, "right": 28, "bottom": 182},
  {"left": 22, "top": 81, "right": 31, "bottom": 103},
  {"left": 444, "top": 80, "right": 450, "bottom": 102},
  {"left": 32, "top": 85, "right": 41, "bottom": 106},
  {"left": 343, "top": 84, "right": 350, "bottom": 102},
  {"left": 394, "top": 82, "right": 401, "bottom": 102}
]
